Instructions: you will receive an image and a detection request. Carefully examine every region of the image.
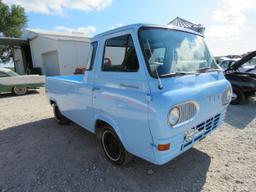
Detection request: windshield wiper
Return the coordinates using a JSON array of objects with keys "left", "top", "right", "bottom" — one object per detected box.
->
[
  {"left": 197, "top": 67, "right": 221, "bottom": 73},
  {"left": 160, "top": 71, "right": 196, "bottom": 77}
]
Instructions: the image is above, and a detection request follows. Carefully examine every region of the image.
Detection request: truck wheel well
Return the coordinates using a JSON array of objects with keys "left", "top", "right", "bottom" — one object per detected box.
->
[
  {"left": 95, "top": 119, "right": 111, "bottom": 131},
  {"left": 95, "top": 119, "right": 112, "bottom": 141}
]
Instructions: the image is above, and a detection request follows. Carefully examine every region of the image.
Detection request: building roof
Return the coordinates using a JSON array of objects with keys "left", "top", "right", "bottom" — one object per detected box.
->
[
  {"left": 168, "top": 17, "right": 205, "bottom": 36},
  {"left": 23, "top": 28, "right": 91, "bottom": 42}
]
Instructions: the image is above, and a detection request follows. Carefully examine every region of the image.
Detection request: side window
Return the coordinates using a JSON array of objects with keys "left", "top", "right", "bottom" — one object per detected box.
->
[
  {"left": 86, "top": 42, "right": 98, "bottom": 71},
  {"left": 102, "top": 34, "right": 139, "bottom": 72},
  {"left": 147, "top": 47, "right": 166, "bottom": 73},
  {"left": 0, "top": 71, "right": 9, "bottom": 77}
]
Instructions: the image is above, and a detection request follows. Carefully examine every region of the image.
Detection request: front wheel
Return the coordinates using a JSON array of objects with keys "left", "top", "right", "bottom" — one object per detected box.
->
[
  {"left": 231, "top": 87, "right": 245, "bottom": 105},
  {"left": 100, "top": 126, "right": 132, "bottom": 165},
  {"left": 13, "top": 86, "right": 27, "bottom": 95}
]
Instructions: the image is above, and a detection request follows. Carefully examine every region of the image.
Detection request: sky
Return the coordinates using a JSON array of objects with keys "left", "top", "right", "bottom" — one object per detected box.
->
[{"left": 3, "top": 0, "right": 256, "bottom": 56}]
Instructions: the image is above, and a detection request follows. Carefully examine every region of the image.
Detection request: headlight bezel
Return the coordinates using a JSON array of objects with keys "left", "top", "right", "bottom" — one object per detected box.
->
[
  {"left": 227, "top": 88, "right": 233, "bottom": 101},
  {"left": 222, "top": 87, "right": 233, "bottom": 105},
  {"left": 167, "top": 101, "right": 199, "bottom": 128},
  {"left": 167, "top": 106, "right": 181, "bottom": 127}
]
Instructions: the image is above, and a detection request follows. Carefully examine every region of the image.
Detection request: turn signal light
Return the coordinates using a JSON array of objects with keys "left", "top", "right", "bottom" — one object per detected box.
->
[{"left": 157, "top": 143, "right": 170, "bottom": 151}]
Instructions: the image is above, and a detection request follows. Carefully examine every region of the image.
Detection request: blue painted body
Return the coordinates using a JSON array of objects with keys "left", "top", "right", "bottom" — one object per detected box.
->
[{"left": 46, "top": 24, "right": 231, "bottom": 165}]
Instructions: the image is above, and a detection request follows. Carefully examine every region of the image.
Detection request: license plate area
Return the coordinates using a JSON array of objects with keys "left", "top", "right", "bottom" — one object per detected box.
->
[{"left": 181, "top": 114, "right": 221, "bottom": 150}]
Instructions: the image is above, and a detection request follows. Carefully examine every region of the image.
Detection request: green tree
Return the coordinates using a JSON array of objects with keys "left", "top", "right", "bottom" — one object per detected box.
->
[{"left": 0, "top": 0, "right": 27, "bottom": 63}]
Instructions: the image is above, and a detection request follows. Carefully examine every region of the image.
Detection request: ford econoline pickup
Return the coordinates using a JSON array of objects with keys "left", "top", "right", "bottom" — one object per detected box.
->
[{"left": 46, "top": 24, "right": 232, "bottom": 165}]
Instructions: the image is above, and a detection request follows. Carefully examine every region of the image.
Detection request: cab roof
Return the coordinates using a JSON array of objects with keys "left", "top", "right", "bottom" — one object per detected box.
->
[{"left": 92, "top": 23, "right": 203, "bottom": 40}]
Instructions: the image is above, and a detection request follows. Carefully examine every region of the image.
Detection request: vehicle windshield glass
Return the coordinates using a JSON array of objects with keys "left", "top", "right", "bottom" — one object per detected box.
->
[
  {"left": 139, "top": 27, "right": 218, "bottom": 77},
  {"left": 244, "top": 57, "right": 256, "bottom": 67}
]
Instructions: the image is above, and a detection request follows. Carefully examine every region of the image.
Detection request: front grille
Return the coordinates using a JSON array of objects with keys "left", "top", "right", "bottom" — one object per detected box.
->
[
  {"left": 177, "top": 102, "right": 197, "bottom": 124},
  {"left": 182, "top": 113, "right": 222, "bottom": 149}
]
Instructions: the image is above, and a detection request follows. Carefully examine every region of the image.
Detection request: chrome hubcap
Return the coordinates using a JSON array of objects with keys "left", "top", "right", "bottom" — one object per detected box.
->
[{"left": 14, "top": 87, "right": 27, "bottom": 95}]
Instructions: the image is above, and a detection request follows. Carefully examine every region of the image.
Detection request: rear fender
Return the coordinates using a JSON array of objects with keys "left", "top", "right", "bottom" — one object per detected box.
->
[
  {"left": 94, "top": 114, "right": 128, "bottom": 150},
  {"left": 48, "top": 97, "right": 62, "bottom": 110}
]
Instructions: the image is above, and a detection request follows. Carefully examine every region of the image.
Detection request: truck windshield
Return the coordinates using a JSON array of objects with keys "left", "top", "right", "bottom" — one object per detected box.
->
[{"left": 139, "top": 27, "right": 219, "bottom": 77}]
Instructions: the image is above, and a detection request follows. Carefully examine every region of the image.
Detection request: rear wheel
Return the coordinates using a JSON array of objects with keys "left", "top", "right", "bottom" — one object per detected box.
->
[
  {"left": 100, "top": 126, "right": 132, "bottom": 165},
  {"left": 13, "top": 86, "right": 27, "bottom": 95},
  {"left": 52, "top": 103, "right": 70, "bottom": 125},
  {"left": 231, "top": 87, "right": 245, "bottom": 105}
]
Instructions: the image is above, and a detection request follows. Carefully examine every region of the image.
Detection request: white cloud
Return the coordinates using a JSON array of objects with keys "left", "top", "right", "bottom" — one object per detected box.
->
[
  {"left": 3, "top": 0, "right": 112, "bottom": 15},
  {"left": 207, "top": 25, "right": 242, "bottom": 39},
  {"left": 207, "top": 0, "right": 256, "bottom": 39},
  {"left": 54, "top": 26, "right": 96, "bottom": 36},
  {"left": 205, "top": 0, "right": 256, "bottom": 55},
  {"left": 212, "top": 0, "right": 255, "bottom": 23}
]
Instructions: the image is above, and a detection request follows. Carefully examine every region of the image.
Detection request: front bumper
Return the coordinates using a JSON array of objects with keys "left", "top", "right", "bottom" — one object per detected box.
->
[{"left": 151, "top": 110, "right": 226, "bottom": 165}]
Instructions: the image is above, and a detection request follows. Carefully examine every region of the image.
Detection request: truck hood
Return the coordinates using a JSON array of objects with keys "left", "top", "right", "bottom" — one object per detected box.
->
[
  {"left": 225, "top": 51, "right": 256, "bottom": 72},
  {"left": 147, "top": 71, "right": 231, "bottom": 139},
  {"left": 150, "top": 71, "right": 227, "bottom": 92}
]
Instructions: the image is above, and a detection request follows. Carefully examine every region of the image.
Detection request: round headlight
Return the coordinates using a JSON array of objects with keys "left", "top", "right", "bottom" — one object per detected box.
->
[
  {"left": 168, "top": 107, "right": 180, "bottom": 126},
  {"left": 227, "top": 88, "right": 233, "bottom": 101},
  {"left": 222, "top": 88, "right": 233, "bottom": 105}
]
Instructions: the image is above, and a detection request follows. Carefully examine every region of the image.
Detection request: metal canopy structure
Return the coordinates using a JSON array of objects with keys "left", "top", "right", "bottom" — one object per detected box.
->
[
  {"left": 0, "top": 37, "right": 29, "bottom": 46},
  {"left": 168, "top": 17, "right": 205, "bottom": 36},
  {"left": 0, "top": 37, "right": 32, "bottom": 74}
]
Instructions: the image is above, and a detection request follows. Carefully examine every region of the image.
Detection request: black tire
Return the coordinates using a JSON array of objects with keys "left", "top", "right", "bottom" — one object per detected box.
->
[
  {"left": 52, "top": 103, "right": 70, "bottom": 125},
  {"left": 231, "top": 87, "right": 245, "bottom": 105},
  {"left": 245, "top": 91, "right": 255, "bottom": 98},
  {"left": 13, "top": 86, "right": 27, "bottom": 95},
  {"left": 99, "top": 126, "right": 132, "bottom": 165}
]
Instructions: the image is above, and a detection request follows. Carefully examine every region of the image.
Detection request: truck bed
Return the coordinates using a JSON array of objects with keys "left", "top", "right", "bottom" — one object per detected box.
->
[
  {"left": 46, "top": 74, "right": 95, "bottom": 132},
  {"left": 48, "top": 75, "right": 84, "bottom": 83},
  {"left": 46, "top": 74, "right": 86, "bottom": 106}
]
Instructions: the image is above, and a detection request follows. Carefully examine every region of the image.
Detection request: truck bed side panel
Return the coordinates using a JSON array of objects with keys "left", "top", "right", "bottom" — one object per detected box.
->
[{"left": 46, "top": 75, "right": 95, "bottom": 131}]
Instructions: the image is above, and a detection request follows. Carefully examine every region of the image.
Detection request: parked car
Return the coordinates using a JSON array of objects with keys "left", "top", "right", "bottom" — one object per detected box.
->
[
  {"left": 46, "top": 24, "right": 232, "bottom": 165},
  {"left": 219, "top": 56, "right": 256, "bottom": 74},
  {"left": 238, "top": 57, "right": 256, "bottom": 74},
  {"left": 223, "top": 51, "right": 256, "bottom": 105},
  {"left": 0, "top": 68, "right": 45, "bottom": 95},
  {"left": 218, "top": 57, "right": 239, "bottom": 70}
]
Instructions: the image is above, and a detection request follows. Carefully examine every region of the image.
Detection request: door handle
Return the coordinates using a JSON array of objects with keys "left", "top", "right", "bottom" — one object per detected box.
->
[{"left": 120, "top": 83, "right": 139, "bottom": 89}]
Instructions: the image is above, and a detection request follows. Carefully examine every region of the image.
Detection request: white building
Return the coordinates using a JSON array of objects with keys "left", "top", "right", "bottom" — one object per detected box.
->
[{"left": 22, "top": 29, "right": 91, "bottom": 76}]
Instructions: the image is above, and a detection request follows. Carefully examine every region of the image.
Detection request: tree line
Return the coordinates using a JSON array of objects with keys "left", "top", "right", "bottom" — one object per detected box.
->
[{"left": 0, "top": 0, "right": 27, "bottom": 63}]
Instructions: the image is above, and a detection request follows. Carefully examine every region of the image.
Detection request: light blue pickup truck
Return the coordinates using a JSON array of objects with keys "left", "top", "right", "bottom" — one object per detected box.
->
[{"left": 46, "top": 24, "right": 232, "bottom": 165}]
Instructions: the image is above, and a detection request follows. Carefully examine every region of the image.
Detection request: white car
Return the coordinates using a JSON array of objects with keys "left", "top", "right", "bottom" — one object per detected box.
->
[{"left": 0, "top": 68, "right": 45, "bottom": 95}]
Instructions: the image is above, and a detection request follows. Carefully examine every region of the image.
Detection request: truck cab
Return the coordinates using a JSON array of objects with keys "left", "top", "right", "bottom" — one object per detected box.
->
[{"left": 46, "top": 24, "right": 232, "bottom": 165}]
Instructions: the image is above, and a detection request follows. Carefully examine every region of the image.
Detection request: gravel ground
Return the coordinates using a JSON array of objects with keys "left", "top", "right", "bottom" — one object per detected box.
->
[{"left": 0, "top": 88, "right": 255, "bottom": 192}]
